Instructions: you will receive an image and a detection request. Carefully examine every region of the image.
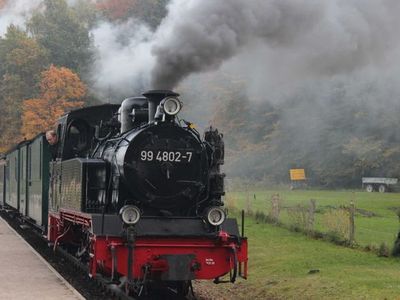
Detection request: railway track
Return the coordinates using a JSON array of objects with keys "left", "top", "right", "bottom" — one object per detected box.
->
[{"left": 0, "top": 210, "right": 194, "bottom": 300}]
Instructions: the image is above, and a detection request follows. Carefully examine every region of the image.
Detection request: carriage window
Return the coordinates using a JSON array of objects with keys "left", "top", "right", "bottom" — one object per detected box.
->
[
  {"left": 14, "top": 157, "right": 17, "bottom": 180},
  {"left": 35, "top": 143, "right": 41, "bottom": 179},
  {"left": 28, "top": 147, "right": 32, "bottom": 181},
  {"left": 20, "top": 152, "right": 24, "bottom": 180},
  {"left": 5, "top": 161, "right": 8, "bottom": 180}
]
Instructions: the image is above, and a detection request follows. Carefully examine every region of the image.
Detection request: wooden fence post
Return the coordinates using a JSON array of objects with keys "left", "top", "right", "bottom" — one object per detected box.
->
[
  {"left": 245, "top": 184, "right": 251, "bottom": 214},
  {"left": 349, "top": 201, "right": 355, "bottom": 243},
  {"left": 308, "top": 199, "right": 316, "bottom": 234},
  {"left": 270, "top": 193, "right": 280, "bottom": 223}
]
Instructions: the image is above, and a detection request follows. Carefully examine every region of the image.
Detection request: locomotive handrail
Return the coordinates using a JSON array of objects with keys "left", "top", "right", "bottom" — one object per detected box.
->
[{"left": 53, "top": 224, "right": 71, "bottom": 251}]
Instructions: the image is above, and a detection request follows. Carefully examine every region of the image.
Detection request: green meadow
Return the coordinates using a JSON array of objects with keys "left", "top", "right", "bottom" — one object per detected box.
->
[{"left": 194, "top": 189, "right": 400, "bottom": 299}]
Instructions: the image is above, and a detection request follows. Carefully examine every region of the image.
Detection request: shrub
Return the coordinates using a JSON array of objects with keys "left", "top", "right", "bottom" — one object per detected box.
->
[
  {"left": 322, "top": 208, "right": 350, "bottom": 242},
  {"left": 378, "top": 242, "right": 390, "bottom": 257},
  {"left": 364, "top": 244, "right": 377, "bottom": 252},
  {"left": 323, "top": 231, "right": 349, "bottom": 246},
  {"left": 287, "top": 205, "right": 309, "bottom": 232},
  {"left": 255, "top": 211, "right": 267, "bottom": 223}
]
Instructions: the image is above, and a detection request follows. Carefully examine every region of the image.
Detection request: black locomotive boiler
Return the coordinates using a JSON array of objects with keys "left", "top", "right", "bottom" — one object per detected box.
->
[{"left": 2, "top": 90, "right": 248, "bottom": 297}]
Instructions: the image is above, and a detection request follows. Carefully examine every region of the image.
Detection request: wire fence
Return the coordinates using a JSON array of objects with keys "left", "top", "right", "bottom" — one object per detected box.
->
[{"left": 226, "top": 191, "right": 399, "bottom": 256}]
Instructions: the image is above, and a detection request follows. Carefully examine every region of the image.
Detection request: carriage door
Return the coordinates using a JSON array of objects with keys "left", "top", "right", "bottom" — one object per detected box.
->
[
  {"left": 19, "top": 146, "right": 27, "bottom": 216},
  {"left": 27, "top": 139, "right": 43, "bottom": 224}
]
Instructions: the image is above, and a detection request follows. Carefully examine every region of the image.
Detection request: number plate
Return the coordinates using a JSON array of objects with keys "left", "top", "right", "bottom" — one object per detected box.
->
[{"left": 140, "top": 150, "right": 193, "bottom": 163}]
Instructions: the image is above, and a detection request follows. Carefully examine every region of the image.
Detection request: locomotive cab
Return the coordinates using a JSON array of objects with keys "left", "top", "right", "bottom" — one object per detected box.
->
[{"left": 50, "top": 104, "right": 120, "bottom": 161}]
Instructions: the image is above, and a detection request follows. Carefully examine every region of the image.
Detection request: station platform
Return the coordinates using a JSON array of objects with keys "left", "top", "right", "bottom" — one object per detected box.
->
[{"left": 0, "top": 217, "right": 84, "bottom": 300}]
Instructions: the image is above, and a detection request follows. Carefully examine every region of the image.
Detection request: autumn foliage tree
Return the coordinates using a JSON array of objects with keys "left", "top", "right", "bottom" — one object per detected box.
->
[{"left": 22, "top": 65, "right": 86, "bottom": 139}]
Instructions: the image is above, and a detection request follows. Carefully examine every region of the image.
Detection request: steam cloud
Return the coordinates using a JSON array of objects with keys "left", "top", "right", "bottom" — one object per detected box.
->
[
  {"left": 0, "top": 0, "right": 42, "bottom": 36},
  {"left": 91, "top": 20, "right": 155, "bottom": 98},
  {"left": 2, "top": 0, "right": 400, "bottom": 107},
  {"left": 2, "top": 0, "right": 400, "bottom": 181},
  {"left": 151, "top": 0, "right": 400, "bottom": 89},
  {"left": 1, "top": 0, "right": 399, "bottom": 98},
  {"left": 91, "top": 0, "right": 400, "bottom": 96},
  {"left": 150, "top": 0, "right": 323, "bottom": 89}
]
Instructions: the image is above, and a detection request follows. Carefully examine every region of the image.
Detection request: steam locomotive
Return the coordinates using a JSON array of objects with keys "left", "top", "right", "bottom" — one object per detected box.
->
[{"left": 0, "top": 90, "right": 248, "bottom": 297}]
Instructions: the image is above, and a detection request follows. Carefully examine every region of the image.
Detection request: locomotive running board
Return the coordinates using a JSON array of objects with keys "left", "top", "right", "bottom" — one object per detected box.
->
[{"left": 91, "top": 214, "right": 242, "bottom": 238}]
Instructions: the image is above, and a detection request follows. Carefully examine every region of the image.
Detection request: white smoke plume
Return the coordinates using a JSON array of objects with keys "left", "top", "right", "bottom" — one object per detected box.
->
[
  {"left": 91, "top": 19, "right": 155, "bottom": 98},
  {"left": 0, "top": 0, "right": 42, "bottom": 36}
]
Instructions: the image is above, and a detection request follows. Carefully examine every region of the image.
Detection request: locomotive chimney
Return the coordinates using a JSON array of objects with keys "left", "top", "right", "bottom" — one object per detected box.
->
[{"left": 143, "top": 90, "right": 179, "bottom": 123}]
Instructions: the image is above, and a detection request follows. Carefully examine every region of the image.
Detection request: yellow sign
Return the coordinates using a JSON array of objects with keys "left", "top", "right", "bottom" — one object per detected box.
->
[{"left": 290, "top": 169, "right": 306, "bottom": 181}]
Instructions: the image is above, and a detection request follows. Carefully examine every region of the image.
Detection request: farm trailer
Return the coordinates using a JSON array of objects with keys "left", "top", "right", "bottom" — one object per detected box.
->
[{"left": 362, "top": 177, "right": 398, "bottom": 193}]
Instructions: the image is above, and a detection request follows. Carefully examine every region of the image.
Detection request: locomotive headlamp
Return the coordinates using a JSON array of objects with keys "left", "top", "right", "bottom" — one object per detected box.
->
[
  {"left": 119, "top": 205, "right": 141, "bottom": 225},
  {"left": 162, "top": 97, "right": 182, "bottom": 116},
  {"left": 205, "top": 207, "right": 226, "bottom": 226}
]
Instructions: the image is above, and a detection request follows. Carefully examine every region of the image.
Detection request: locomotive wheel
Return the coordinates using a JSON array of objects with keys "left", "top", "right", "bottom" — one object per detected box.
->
[
  {"left": 365, "top": 184, "right": 374, "bottom": 192},
  {"left": 378, "top": 185, "right": 387, "bottom": 193}
]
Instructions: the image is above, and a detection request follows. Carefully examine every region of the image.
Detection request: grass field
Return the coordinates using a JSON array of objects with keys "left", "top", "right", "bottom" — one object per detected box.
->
[
  {"left": 226, "top": 189, "right": 400, "bottom": 248},
  {"left": 195, "top": 199, "right": 400, "bottom": 299}
]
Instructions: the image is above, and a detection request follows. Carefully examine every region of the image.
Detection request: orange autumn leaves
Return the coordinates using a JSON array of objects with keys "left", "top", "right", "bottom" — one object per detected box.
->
[{"left": 22, "top": 65, "right": 86, "bottom": 139}]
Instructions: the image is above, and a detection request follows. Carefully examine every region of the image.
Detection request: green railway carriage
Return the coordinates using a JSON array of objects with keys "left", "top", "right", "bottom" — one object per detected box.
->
[
  {"left": 2, "top": 134, "right": 50, "bottom": 230},
  {"left": 26, "top": 135, "right": 50, "bottom": 228}
]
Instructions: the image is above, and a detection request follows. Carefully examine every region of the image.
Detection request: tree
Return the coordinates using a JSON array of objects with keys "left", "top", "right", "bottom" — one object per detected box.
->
[
  {"left": 27, "top": 0, "right": 93, "bottom": 74},
  {"left": 96, "top": 0, "right": 137, "bottom": 20},
  {"left": 70, "top": 0, "right": 99, "bottom": 29},
  {"left": 22, "top": 65, "right": 86, "bottom": 139},
  {"left": 0, "top": 75, "right": 29, "bottom": 153},
  {"left": 0, "top": 25, "right": 27, "bottom": 77},
  {"left": 0, "top": 25, "right": 49, "bottom": 153},
  {"left": 0, "top": 25, "right": 49, "bottom": 89},
  {"left": 342, "top": 137, "right": 384, "bottom": 174},
  {"left": 96, "top": 0, "right": 168, "bottom": 28}
]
